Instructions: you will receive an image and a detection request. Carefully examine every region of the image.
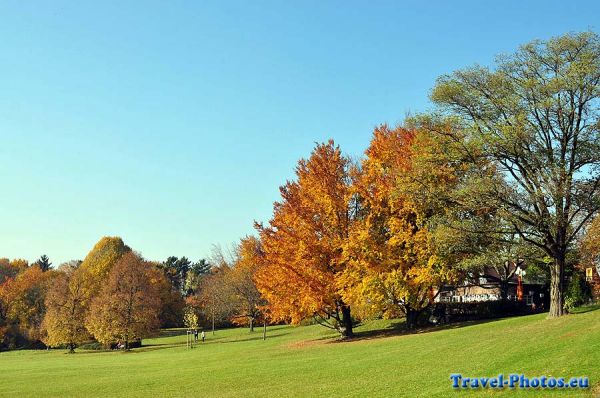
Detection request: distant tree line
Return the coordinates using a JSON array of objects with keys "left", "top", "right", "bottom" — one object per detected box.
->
[{"left": 0, "top": 236, "right": 264, "bottom": 351}]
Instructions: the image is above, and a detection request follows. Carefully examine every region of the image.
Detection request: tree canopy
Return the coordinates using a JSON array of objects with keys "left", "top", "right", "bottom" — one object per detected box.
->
[
  {"left": 257, "top": 140, "right": 356, "bottom": 337},
  {"left": 430, "top": 31, "right": 600, "bottom": 317},
  {"left": 86, "top": 252, "right": 161, "bottom": 349}
]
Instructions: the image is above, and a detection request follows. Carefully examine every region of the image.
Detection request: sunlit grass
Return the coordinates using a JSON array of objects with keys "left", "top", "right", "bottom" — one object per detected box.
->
[{"left": 1, "top": 308, "right": 599, "bottom": 397}]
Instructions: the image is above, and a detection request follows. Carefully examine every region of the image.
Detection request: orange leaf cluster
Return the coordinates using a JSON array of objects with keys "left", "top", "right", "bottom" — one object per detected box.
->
[{"left": 256, "top": 141, "right": 355, "bottom": 336}]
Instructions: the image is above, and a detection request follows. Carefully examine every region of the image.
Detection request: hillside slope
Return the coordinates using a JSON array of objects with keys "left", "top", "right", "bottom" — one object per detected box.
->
[{"left": 1, "top": 308, "right": 599, "bottom": 397}]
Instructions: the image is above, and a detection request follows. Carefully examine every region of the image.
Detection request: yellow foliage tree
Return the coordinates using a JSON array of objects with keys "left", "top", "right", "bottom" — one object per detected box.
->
[
  {"left": 42, "top": 268, "right": 91, "bottom": 352},
  {"left": 341, "top": 125, "right": 457, "bottom": 328},
  {"left": 78, "top": 236, "right": 131, "bottom": 285},
  {"left": 75, "top": 237, "right": 132, "bottom": 318},
  {"left": 86, "top": 252, "right": 161, "bottom": 349},
  {"left": 581, "top": 216, "right": 600, "bottom": 269}
]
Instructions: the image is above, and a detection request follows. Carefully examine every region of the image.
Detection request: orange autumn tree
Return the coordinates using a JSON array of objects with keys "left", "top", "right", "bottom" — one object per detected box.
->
[
  {"left": 148, "top": 261, "right": 187, "bottom": 329},
  {"left": 340, "top": 125, "right": 457, "bottom": 329},
  {"left": 0, "top": 258, "right": 29, "bottom": 282},
  {"left": 256, "top": 140, "right": 356, "bottom": 338},
  {"left": 0, "top": 265, "right": 55, "bottom": 345}
]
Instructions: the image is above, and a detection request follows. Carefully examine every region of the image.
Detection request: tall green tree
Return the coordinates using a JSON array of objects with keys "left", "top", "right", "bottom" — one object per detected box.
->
[
  {"left": 430, "top": 31, "right": 600, "bottom": 317},
  {"left": 184, "top": 259, "right": 212, "bottom": 296},
  {"left": 191, "top": 259, "right": 211, "bottom": 277},
  {"left": 160, "top": 256, "right": 192, "bottom": 294},
  {"left": 34, "top": 255, "right": 52, "bottom": 272}
]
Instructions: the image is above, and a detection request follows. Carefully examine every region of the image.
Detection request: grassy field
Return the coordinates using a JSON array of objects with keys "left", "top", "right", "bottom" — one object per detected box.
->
[{"left": 1, "top": 307, "right": 599, "bottom": 397}]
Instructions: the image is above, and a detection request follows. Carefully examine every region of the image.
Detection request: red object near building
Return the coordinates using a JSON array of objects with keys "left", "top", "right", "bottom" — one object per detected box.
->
[{"left": 516, "top": 275, "right": 523, "bottom": 302}]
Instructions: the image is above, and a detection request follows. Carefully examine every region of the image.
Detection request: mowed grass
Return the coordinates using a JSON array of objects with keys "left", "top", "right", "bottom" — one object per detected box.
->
[{"left": 1, "top": 307, "right": 600, "bottom": 398}]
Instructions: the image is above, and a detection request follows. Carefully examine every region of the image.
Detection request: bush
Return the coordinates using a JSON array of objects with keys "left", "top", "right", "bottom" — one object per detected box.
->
[
  {"left": 565, "top": 273, "right": 591, "bottom": 311},
  {"left": 78, "top": 341, "right": 105, "bottom": 350},
  {"left": 0, "top": 325, "right": 45, "bottom": 351},
  {"left": 78, "top": 338, "right": 143, "bottom": 351}
]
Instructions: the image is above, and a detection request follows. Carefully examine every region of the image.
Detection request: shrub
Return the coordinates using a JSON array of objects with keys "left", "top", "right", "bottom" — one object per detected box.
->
[{"left": 564, "top": 273, "right": 591, "bottom": 311}]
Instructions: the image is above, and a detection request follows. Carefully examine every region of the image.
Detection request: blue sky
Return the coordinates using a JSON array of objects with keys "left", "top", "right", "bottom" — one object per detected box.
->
[{"left": 1, "top": 0, "right": 598, "bottom": 265}]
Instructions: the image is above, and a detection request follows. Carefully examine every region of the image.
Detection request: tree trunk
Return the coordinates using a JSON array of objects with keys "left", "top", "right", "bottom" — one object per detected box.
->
[
  {"left": 406, "top": 308, "right": 420, "bottom": 330},
  {"left": 262, "top": 319, "right": 267, "bottom": 341},
  {"left": 548, "top": 254, "right": 566, "bottom": 317},
  {"left": 500, "top": 281, "right": 509, "bottom": 301},
  {"left": 249, "top": 317, "right": 254, "bottom": 332},
  {"left": 339, "top": 305, "right": 353, "bottom": 338},
  {"left": 212, "top": 312, "right": 215, "bottom": 335},
  {"left": 68, "top": 343, "right": 75, "bottom": 354}
]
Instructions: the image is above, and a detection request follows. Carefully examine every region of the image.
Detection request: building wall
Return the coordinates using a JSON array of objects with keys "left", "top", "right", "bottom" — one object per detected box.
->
[{"left": 437, "top": 283, "right": 548, "bottom": 308}]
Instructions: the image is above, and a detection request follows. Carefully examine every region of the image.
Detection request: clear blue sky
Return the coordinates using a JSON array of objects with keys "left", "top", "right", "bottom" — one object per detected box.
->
[{"left": 1, "top": 1, "right": 598, "bottom": 265}]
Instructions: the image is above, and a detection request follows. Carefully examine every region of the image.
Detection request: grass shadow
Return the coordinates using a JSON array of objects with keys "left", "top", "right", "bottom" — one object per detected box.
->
[
  {"left": 69, "top": 349, "right": 126, "bottom": 355},
  {"left": 218, "top": 332, "right": 289, "bottom": 344},
  {"left": 133, "top": 343, "right": 186, "bottom": 353},
  {"left": 327, "top": 316, "right": 531, "bottom": 344},
  {"left": 157, "top": 329, "right": 187, "bottom": 337},
  {"left": 140, "top": 328, "right": 291, "bottom": 350},
  {"left": 569, "top": 303, "right": 600, "bottom": 314}
]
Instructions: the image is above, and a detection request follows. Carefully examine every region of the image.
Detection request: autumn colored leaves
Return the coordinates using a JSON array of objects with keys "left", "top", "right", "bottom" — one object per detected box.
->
[
  {"left": 255, "top": 127, "right": 460, "bottom": 337},
  {"left": 86, "top": 252, "right": 162, "bottom": 349},
  {"left": 43, "top": 238, "right": 164, "bottom": 351},
  {"left": 256, "top": 140, "right": 355, "bottom": 336},
  {"left": 0, "top": 262, "right": 50, "bottom": 346}
]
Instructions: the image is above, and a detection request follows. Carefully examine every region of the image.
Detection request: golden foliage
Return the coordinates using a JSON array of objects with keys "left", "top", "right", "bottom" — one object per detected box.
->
[
  {"left": 581, "top": 216, "right": 600, "bottom": 265},
  {"left": 85, "top": 252, "right": 161, "bottom": 348},
  {"left": 42, "top": 270, "right": 91, "bottom": 351},
  {"left": 78, "top": 237, "right": 131, "bottom": 295},
  {"left": 0, "top": 265, "right": 55, "bottom": 343},
  {"left": 340, "top": 125, "right": 457, "bottom": 324}
]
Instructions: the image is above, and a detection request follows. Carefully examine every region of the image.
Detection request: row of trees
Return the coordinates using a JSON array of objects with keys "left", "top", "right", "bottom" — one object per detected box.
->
[
  {"left": 2, "top": 31, "right": 598, "bottom": 348},
  {"left": 250, "top": 31, "right": 600, "bottom": 336},
  {"left": 254, "top": 131, "right": 460, "bottom": 336},
  {"left": 0, "top": 236, "right": 268, "bottom": 351},
  {"left": 44, "top": 251, "right": 164, "bottom": 351}
]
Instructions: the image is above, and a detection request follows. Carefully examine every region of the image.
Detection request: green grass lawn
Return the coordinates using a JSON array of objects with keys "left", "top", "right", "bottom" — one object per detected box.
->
[{"left": 1, "top": 307, "right": 599, "bottom": 397}]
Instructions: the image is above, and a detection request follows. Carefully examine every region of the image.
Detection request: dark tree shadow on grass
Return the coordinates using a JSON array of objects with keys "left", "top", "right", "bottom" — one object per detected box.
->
[
  {"left": 136, "top": 329, "right": 290, "bottom": 351},
  {"left": 61, "top": 327, "right": 292, "bottom": 354},
  {"left": 157, "top": 329, "right": 188, "bottom": 338},
  {"left": 217, "top": 332, "right": 290, "bottom": 344},
  {"left": 324, "top": 316, "right": 533, "bottom": 344},
  {"left": 569, "top": 304, "right": 600, "bottom": 314}
]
